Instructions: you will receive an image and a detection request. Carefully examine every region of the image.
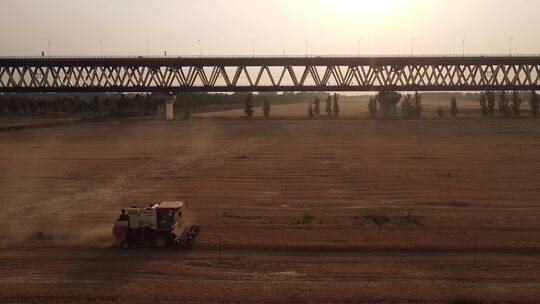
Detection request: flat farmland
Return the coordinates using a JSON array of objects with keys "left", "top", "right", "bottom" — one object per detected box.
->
[{"left": 1, "top": 111, "right": 539, "bottom": 303}]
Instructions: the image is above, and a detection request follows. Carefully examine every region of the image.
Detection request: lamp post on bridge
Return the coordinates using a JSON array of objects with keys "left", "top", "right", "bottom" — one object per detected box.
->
[
  {"left": 46, "top": 39, "right": 51, "bottom": 57},
  {"left": 509, "top": 38, "right": 514, "bottom": 56},
  {"left": 410, "top": 38, "right": 415, "bottom": 56},
  {"left": 462, "top": 37, "right": 467, "bottom": 57}
]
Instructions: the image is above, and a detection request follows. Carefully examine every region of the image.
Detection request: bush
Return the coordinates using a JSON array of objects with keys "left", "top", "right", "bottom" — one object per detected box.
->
[
  {"left": 302, "top": 212, "right": 315, "bottom": 224},
  {"left": 363, "top": 211, "right": 390, "bottom": 228},
  {"left": 396, "top": 212, "right": 424, "bottom": 226}
]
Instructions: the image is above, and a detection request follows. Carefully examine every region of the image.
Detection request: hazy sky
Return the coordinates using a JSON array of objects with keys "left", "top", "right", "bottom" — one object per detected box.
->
[{"left": 1, "top": 0, "right": 539, "bottom": 56}]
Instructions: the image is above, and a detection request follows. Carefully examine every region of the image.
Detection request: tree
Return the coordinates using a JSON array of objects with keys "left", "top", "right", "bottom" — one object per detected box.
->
[
  {"left": 479, "top": 92, "right": 488, "bottom": 116},
  {"left": 529, "top": 91, "right": 539, "bottom": 117},
  {"left": 263, "top": 98, "right": 271, "bottom": 117},
  {"left": 413, "top": 92, "right": 423, "bottom": 117},
  {"left": 487, "top": 91, "right": 496, "bottom": 115},
  {"left": 313, "top": 97, "right": 321, "bottom": 116},
  {"left": 332, "top": 93, "right": 340, "bottom": 117},
  {"left": 244, "top": 92, "right": 254, "bottom": 117},
  {"left": 437, "top": 106, "right": 445, "bottom": 117},
  {"left": 307, "top": 100, "right": 314, "bottom": 117},
  {"left": 511, "top": 91, "right": 521, "bottom": 116},
  {"left": 498, "top": 91, "right": 511, "bottom": 118},
  {"left": 400, "top": 95, "right": 414, "bottom": 118},
  {"left": 325, "top": 95, "right": 332, "bottom": 116},
  {"left": 368, "top": 96, "right": 378, "bottom": 118},
  {"left": 450, "top": 96, "right": 458, "bottom": 117}
]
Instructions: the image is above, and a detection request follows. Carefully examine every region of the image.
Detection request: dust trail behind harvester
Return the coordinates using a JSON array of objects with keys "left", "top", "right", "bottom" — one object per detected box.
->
[
  {"left": 177, "top": 204, "right": 198, "bottom": 235},
  {"left": 0, "top": 121, "right": 223, "bottom": 248}
]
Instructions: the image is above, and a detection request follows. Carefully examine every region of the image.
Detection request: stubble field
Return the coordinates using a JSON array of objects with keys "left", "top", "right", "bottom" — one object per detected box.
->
[{"left": 0, "top": 105, "right": 539, "bottom": 303}]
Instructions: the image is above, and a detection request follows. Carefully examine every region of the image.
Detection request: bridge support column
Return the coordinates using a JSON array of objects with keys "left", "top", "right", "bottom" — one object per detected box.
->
[
  {"left": 154, "top": 93, "right": 175, "bottom": 121},
  {"left": 376, "top": 91, "right": 401, "bottom": 119}
]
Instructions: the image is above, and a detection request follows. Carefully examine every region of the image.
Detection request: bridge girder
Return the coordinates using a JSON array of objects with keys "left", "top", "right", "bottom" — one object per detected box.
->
[{"left": 0, "top": 56, "right": 539, "bottom": 93}]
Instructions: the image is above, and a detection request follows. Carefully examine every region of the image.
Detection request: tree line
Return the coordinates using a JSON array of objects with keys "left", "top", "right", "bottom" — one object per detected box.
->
[
  {"left": 307, "top": 94, "right": 340, "bottom": 117},
  {"left": 0, "top": 94, "right": 155, "bottom": 117},
  {"left": 0, "top": 91, "right": 328, "bottom": 118},
  {"left": 365, "top": 91, "right": 539, "bottom": 119},
  {"left": 439, "top": 90, "right": 538, "bottom": 118},
  {"left": 1, "top": 90, "right": 538, "bottom": 119}
]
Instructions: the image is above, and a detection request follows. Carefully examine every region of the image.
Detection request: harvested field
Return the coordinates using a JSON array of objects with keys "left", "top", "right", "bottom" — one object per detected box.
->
[{"left": 0, "top": 108, "right": 539, "bottom": 303}]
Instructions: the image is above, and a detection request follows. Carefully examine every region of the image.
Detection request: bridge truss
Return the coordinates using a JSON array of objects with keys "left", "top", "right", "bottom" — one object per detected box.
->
[{"left": 0, "top": 56, "right": 539, "bottom": 93}]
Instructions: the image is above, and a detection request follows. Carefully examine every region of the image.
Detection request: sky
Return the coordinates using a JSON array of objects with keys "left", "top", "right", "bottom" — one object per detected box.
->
[{"left": 1, "top": 0, "right": 539, "bottom": 56}]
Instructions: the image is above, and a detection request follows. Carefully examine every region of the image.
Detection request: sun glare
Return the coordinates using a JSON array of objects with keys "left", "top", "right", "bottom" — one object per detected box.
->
[
  {"left": 322, "top": 0, "right": 405, "bottom": 16},
  {"left": 284, "top": 0, "right": 413, "bottom": 35}
]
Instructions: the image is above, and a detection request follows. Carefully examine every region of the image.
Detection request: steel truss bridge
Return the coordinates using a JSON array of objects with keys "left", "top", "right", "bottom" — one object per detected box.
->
[{"left": 1, "top": 55, "right": 540, "bottom": 93}]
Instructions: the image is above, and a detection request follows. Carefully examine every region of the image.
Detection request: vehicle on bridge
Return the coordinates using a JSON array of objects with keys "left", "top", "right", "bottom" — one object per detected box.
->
[{"left": 112, "top": 201, "right": 200, "bottom": 249}]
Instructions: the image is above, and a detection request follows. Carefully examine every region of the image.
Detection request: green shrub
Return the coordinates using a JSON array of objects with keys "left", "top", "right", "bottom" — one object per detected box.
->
[
  {"left": 363, "top": 211, "right": 390, "bottom": 228},
  {"left": 302, "top": 212, "right": 315, "bottom": 225}
]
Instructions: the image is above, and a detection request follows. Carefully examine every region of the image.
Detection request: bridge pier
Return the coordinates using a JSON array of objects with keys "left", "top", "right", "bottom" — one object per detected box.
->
[
  {"left": 376, "top": 91, "right": 401, "bottom": 118},
  {"left": 154, "top": 93, "right": 175, "bottom": 121}
]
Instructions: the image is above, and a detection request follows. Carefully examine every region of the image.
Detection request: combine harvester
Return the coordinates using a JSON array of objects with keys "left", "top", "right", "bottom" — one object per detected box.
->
[{"left": 112, "top": 201, "right": 200, "bottom": 249}]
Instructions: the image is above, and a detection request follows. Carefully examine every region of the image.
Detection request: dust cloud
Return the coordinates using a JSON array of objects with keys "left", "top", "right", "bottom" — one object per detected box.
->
[{"left": 0, "top": 120, "right": 219, "bottom": 248}]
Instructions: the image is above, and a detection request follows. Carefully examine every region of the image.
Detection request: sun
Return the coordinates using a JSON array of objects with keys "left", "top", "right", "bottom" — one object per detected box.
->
[{"left": 322, "top": 0, "right": 405, "bottom": 16}]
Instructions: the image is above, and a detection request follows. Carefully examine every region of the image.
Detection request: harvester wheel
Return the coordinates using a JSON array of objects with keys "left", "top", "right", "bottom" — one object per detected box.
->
[
  {"left": 120, "top": 239, "right": 132, "bottom": 250},
  {"left": 154, "top": 236, "right": 167, "bottom": 248}
]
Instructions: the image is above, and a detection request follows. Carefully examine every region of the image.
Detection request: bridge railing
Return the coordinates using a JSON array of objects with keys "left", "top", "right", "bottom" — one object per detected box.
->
[{"left": 1, "top": 54, "right": 540, "bottom": 59}]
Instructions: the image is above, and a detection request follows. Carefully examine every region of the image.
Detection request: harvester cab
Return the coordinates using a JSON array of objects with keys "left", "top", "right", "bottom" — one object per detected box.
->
[{"left": 113, "top": 201, "right": 200, "bottom": 249}]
